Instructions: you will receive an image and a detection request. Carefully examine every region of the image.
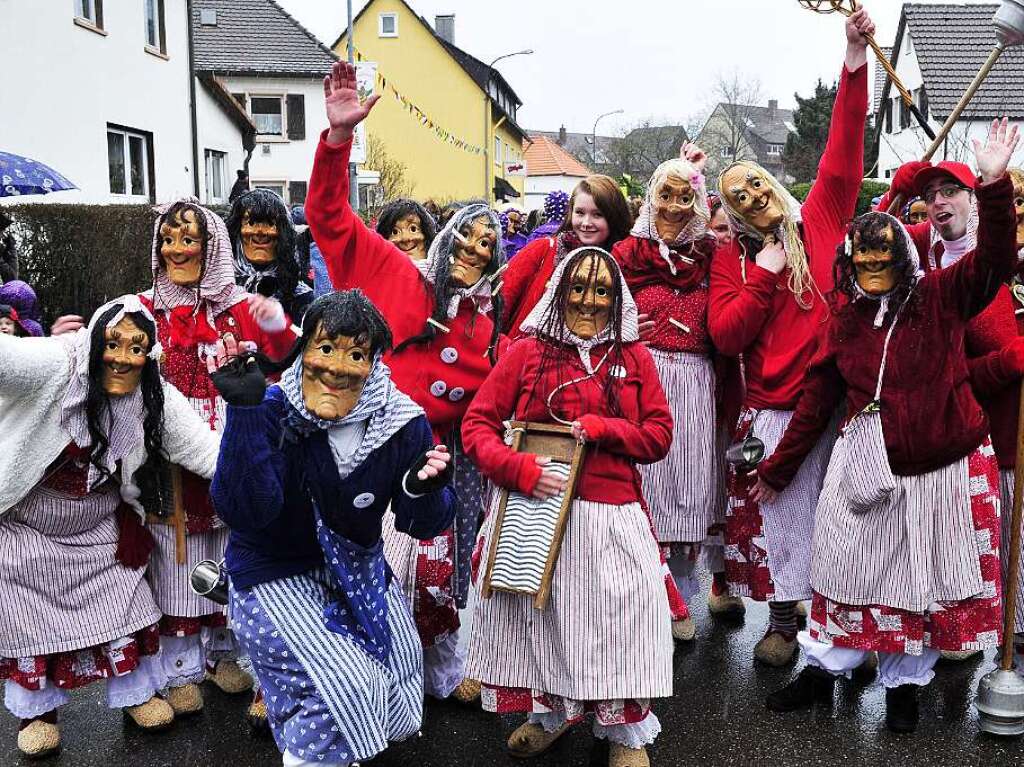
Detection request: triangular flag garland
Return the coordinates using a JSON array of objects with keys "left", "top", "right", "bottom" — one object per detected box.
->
[{"left": 354, "top": 48, "right": 486, "bottom": 156}]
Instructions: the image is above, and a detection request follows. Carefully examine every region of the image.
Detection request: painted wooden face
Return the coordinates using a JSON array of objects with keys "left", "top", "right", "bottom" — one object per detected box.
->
[
  {"left": 450, "top": 217, "right": 496, "bottom": 287},
  {"left": 852, "top": 226, "right": 898, "bottom": 296},
  {"left": 565, "top": 256, "right": 614, "bottom": 339},
  {"left": 160, "top": 209, "right": 204, "bottom": 286},
  {"left": 388, "top": 213, "right": 427, "bottom": 261},
  {"left": 721, "top": 165, "right": 785, "bottom": 234},
  {"left": 301, "top": 323, "right": 372, "bottom": 420},
  {"left": 240, "top": 212, "right": 278, "bottom": 266},
  {"left": 654, "top": 174, "right": 695, "bottom": 241},
  {"left": 102, "top": 316, "right": 150, "bottom": 396},
  {"left": 1013, "top": 175, "right": 1024, "bottom": 248}
]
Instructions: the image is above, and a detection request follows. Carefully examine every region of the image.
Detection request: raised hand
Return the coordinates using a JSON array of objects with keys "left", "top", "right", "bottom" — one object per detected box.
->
[
  {"left": 680, "top": 142, "right": 707, "bottom": 173},
  {"left": 248, "top": 294, "right": 287, "bottom": 333},
  {"left": 207, "top": 336, "right": 266, "bottom": 407},
  {"left": 974, "top": 117, "right": 1021, "bottom": 184},
  {"left": 845, "top": 7, "right": 875, "bottom": 46},
  {"left": 49, "top": 314, "right": 85, "bottom": 335},
  {"left": 324, "top": 61, "right": 381, "bottom": 146},
  {"left": 405, "top": 445, "right": 454, "bottom": 495}
]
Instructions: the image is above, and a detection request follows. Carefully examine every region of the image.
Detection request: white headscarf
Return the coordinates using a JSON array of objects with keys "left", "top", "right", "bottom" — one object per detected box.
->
[
  {"left": 631, "top": 158, "right": 711, "bottom": 272},
  {"left": 519, "top": 247, "right": 639, "bottom": 373}
]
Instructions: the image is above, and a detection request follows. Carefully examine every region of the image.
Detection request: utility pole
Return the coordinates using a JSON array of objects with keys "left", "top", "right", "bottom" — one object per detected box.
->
[
  {"left": 591, "top": 109, "right": 623, "bottom": 173},
  {"left": 347, "top": 0, "right": 359, "bottom": 211}
]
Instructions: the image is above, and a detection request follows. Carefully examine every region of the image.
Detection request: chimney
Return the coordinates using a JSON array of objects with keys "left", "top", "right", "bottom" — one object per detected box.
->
[
  {"left": 768, "top": 99, "right": 778, "bottom": 120},
  {"left": 435, "top": 14, "right": 455, "bottom": 44},
  {"left": 558, "top": 125, "right": 567, "bottom": 145}
]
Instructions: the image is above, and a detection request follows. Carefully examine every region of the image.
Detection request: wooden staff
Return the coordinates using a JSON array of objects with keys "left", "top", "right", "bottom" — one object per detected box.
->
[
  {"left": 1000, "top": 380, "right": 1024, "bottom": 671},
  {"left": 170, "top": 465, "right": 187, "bottom": 566}
]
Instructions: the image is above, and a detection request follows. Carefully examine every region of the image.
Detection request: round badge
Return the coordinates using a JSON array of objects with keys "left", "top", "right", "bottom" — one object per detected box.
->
[
  {"left": 353, "top": 492, "right": 375, "bottom": 509},
  {"left": 430, "top": 380, "right": 448, "bottom": 397},
  {"left": 440, "top": 346, "right": 459, "bottom": 364},
  {"left": 448, "top": 387, "right": 465, "bottom": 402}
]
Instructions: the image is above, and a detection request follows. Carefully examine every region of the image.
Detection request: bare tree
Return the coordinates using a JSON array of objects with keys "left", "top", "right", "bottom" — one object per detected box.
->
[
  {"left": 696, "top": 71, "right": 765, "bottom": 180},
  {"left": 363, "top": 136, "right": 414, "bottom": 214},
  {"left": 605, "top": 120, "right": 691, "bottom": 182}
]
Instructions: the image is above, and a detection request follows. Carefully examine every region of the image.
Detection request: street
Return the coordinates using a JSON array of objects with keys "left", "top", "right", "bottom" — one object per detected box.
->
[{"left": 4, "top": 591, "right": 1023, "bottom": 766}]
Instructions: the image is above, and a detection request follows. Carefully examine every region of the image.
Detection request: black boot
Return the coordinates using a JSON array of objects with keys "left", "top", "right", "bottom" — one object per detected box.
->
[
  {"left": 766, "top": 666, "right": 836, "bottom": 712},
  {"left": 885, "top": 684, "right": 920, "bottom": 733}
]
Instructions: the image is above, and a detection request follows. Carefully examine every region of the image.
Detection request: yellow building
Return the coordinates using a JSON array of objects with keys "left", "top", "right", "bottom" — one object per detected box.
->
[{"left": 334, "top": 0, "right": 527, "bottom": 204}]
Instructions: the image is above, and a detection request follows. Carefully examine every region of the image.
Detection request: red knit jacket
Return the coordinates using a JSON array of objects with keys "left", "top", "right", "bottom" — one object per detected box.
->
[
  {"left": 758, "top": 174, "right": 1017, "bottom": 489},
  {"left": 708, "top": 63, "right": 868, "bottom": 411},
  {"left": 306, "top": 134, "right": 507, "bottom": 439},
  {"left": 461, "top": 337, "right": 672, "bottom": 504},
  {"left": 501, "top": 235, "right": 561, "bottom": 340}
]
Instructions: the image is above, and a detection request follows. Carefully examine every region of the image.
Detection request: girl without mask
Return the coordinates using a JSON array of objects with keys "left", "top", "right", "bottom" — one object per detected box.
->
[
  {"left": 306, "top": 61, "right": 507, "bottom": 706},
  {"left": 462, "top": 246, "right": 674, "bottom": 766},
  {"left": 0, "top": 297, "right": 220, "bottom": 757},
  {"left": 501, "top": 174, "right": 633, "bottom": 341}
]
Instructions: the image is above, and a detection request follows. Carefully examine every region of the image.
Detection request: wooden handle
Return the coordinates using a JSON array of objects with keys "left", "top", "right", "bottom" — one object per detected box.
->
[
  {"left": 1000, "top": 378, "right": 1024, "bottom": 671},
  {"left": 924, "top": 45, "right": 1005, "bottom": 161},
  {"left": 170, "top": 465, "right": 187, "bottom": 566}
]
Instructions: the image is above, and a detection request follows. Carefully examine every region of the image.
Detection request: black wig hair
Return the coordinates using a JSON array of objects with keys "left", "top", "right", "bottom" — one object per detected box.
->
[
  {"left": 526, "top": 247, "right": 628, "bottom": 419},
  {"left": 261, "top": 289, "right": 393, "bottom": 374},
  {"left": 84, "top": 305, "right": 166, "bottom": 485},
  {"left": 829, "top": 212, "right": 920, "bottom": 319},
  {"left": 375, "top": 199, "right": 438, "bottom": 250},
  {"left": 392, "top": 208, "right": 504, "bottom": 365},
  {"left": 225, "top": 189, "right": 301, "bottom": 314}
]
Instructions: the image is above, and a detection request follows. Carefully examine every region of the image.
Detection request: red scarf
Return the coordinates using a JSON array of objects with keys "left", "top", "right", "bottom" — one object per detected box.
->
[
  {"left": 618, "top": 234, "right": 716, "bottom": 293},
  {"left": 168, "top": 305, "right": 219, "bottom": 348}
]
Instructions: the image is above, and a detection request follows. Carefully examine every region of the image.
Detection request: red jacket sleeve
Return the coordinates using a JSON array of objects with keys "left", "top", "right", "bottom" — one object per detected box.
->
[
  {"left": 231, "top": 301, "right": 297, "bottom": 362},
  {"left": 757, "top": 327, "right": 846, "bottom": 491},
  {"left": 801, "top": 63, "right": 868, "bottom": 237},
  {"left": 939, "top": 174, "right": 1017, "bottom": 321},
  {"left": 501, "top": 237, "right": 553, "bottom": 334},
  {"left": 966, "top": 288, "right": 1023, "bottom": 396},
  {"left": 708, "top": 241, "right": 779, "bottom": 356},
  {"left": 305, "top": 132, "right": 431, "bottom": 341},
  {"left": 460, "top": 341, "right": 542, "bottom": 494},
  {"left": 582, "top": 345, "right": 673, "bottom": 464}
]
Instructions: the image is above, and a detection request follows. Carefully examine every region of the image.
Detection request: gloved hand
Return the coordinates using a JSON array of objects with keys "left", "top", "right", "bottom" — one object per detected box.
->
[
  {"left": 210, "top": 351, "right": 267, "bottom": 407},
  {"left": 404, "top": 445, "right": 453, "bottom": 495},
  {"left": 890, "top": 160, "right": 931, "bottom": 200}
]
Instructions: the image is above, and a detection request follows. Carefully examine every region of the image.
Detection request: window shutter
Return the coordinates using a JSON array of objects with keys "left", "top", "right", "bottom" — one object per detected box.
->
[
  {"left": 95, "top": 0, "right": 104, "bottom": 29},
  {"left": 286, "top": 95, "right": 306, "bottom": 141},
  {"left": 288, "top": 181, "right": 308, "bottom": 205},
  {"left": 232, "top": 92, "right": 247, "bottom": 111}
]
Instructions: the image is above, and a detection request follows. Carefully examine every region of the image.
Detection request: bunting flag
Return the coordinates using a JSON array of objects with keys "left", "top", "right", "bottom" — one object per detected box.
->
[{"left": 354, "top": 48, "right": 486, "bottom": 156}]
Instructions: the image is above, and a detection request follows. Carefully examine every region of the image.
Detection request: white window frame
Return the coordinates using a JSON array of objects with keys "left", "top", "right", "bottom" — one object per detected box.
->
[
  {"left": 720, "top": 146, "right": 733, "bottom": 159},
  {"left": 378, "top": 13, "right": 398, "bottom": 38},
  {"left": 75, "top": 0, "right": 101, "bottom": 25},
  {"left": 254, "top": 181, "right": 287, "bottom": 203},
  {"left": 767, "top": 144, "right": 784, "bottom": 157},
  {"left": 249, "top": 94, "right": 286, "bottom": 138},
  {"left": 143, "top": 0, "right": 165, "bottom": 53},
  {"left": 495, "top": 137, "right": 501, "bottom": 167},
  {"left": 204, "top": 149, "right": 228, "bottom": 204},
  {"left": 107, "top": 126, "right": 150, "bottom": 198}
]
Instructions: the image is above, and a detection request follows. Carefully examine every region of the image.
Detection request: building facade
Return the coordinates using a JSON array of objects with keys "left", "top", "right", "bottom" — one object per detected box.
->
[{"left": 522, "top": 135, "right": 591, "bottom": 211}]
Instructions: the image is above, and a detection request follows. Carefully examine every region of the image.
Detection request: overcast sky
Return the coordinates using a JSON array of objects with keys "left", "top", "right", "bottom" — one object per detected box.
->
[{"left": 276, "top": 0, "right": 997, "bottom": 135}]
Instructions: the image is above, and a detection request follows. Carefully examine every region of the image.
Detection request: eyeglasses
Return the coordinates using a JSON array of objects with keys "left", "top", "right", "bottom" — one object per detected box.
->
[{"left": 923, "top": 184, "right": 968, "bottom": 204}]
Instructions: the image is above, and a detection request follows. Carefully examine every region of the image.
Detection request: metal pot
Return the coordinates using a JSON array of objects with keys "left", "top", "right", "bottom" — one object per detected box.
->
[
  {"left": 725, "top": 436, "right": 766, "bottom": 474},
  {"left": 995, "top": 0, "right": 1024, "bottom": 48},
  {"left": 190, "top": 559, "right": 229, "bottom": 606}
]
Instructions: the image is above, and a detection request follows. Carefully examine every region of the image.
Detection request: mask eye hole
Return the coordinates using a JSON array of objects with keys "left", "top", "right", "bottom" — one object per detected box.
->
[
  {"left": 318, "top": 344, "right": 333, "bottom": 355},
  {"left": 351, "top": 350, "right": 365, "bottom": 362},
  {"left": 752, "top": 180, "right": 762, "bottom": 189},
  {"left": 106, "top": 341, "right": 118, "bottom": 351},
  {"left": 595, "top": 287, "right": 608, "bottom": 297},
  {"left": 571, "top": 284, "right": 585, "bottom": 295},
  {"left": 130, "top": 345, "right": 144, "bottom": 356}
]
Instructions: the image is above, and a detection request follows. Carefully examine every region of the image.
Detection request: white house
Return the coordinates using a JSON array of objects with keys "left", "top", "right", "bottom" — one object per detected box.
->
[
  {"left": 522, "top": 134, "right": 591, "bottom": 211},
  {"left": 874, "top": 3, "right": 1024, "bottom": 181},
  {"left": 0, "top": 0, "right": 246, "bottom": 205},
  {"left": 191, "top": 0, "right": 339, "bottom": 207}
]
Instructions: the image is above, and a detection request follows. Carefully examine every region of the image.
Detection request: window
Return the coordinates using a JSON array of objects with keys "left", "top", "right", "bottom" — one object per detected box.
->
[
  {"left": 75, "top": 0, "right": 103, "bottom": 27},
  {"left": 720, "top": 146, "right": 733, "bottom": 159},
  {"left": 252, "top": 96, "right": 284, "bottom": 136},
  {"left": 204, "top": 150, "right": 227, "bottom": 203},
  {"left": 378, "top": 13, "right": 398, "bottom": 37},
  {"left": 495, "top": 137, "right": 501, "bottom": 166},
  {"left": 767, "top": 144, "right": 784, "bottom": 156},
  {"left": 143, "top": 0, "right": 166, "bottom": 54},
  {"left": 254, "top": 182, "right": 286, "bottom": 201},
  {"left": 107, "top": 125, "right": 151, "bottom": 198},
  {"left": 883, "top": 99, "right": 892, "bottom": 134},
  {"left": 898, "top": 95, "right": 911, "bottom": 131},
  {"left": 914, "top": 87, "right": 929, "bottom": 121}
]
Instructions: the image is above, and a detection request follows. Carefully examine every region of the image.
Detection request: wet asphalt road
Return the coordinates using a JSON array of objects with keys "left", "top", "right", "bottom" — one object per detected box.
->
[{"left": 5, "top": 589, "right": 1024, "bottom": 767}]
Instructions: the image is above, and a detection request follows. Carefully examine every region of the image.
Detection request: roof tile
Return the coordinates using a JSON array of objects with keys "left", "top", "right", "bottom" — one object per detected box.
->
[{"left": 523, "top": 135, "right": 592, "bottom": 177}]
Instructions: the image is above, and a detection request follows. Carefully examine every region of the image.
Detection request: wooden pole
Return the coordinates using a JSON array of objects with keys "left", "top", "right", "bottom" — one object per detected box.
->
[
  {"left": 171, "top": 465, "right": 187, "bottom": 566},
  {"left": 1001, "top": 379, "right": 1024, "bottom": 670}
]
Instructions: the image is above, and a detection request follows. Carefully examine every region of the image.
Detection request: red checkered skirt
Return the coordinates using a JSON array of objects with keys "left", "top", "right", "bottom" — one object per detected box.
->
[
  {"left": 0, "top": 624, "right": 160, "bottom": 691},
  {"left": 808, "top": 446, "right": 1003, "bottom": 655},
  {"left": 481, "top": 685, "right": 650, "bottom": 725}
]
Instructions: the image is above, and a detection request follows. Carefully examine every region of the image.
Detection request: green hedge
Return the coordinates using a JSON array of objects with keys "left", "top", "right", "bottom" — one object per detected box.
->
[
  {"left": 5, "top": 203, "right": 227, "bottom": 328},
  {"left": 787, "top": 179, "right": 891, "bottom": 218}
]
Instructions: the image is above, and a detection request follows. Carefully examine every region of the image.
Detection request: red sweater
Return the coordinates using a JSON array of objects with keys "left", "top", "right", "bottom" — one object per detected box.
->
[
  {"left": 708, "top": 63, "right": 868, "bottom": 411},
  {"left": 758, "top": 174, "right": 1017, "bottom": 489},
  {"left": 614, "top": 234, "right": 717, "bottom": 354},
  {"left": 502, "top": 235, "right": 561, "bottom": 340},
  {"left": 461, "top": 337, "right": 672, "bottom": 504},
  {"left": 306, "top": 135, "right": 506, "bottom": 439}
]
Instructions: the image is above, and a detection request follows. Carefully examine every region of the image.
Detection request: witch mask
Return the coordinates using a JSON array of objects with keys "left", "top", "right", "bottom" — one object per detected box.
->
[
  {"left": 851, "top": 224, "right": 898, "bottom": 296},
  {"left": 160, "top": 208, "right": 204, "bottom": 286},
  {"left": 301, "top": 323, "right": 372, "bottom": 420},
  {"left": 102, "top": 316, "right": 151, "bottom": 395},
  {"left": 240, "top": 212, "right": 279, "bottom": 266},
  {"left": 720, "top": 164, "right": 785, "bottom": 234},
  {"left": 388, "top": 213, "right": 427, "bottom": 261},
  {"left": 565, "top": 255, "right": 613, "bottom": 339},
  {"left": 654, "top": 174, "right": 696, "bottom": 242},
  {"left": 450, "top": 216, "right": 496, "bottom": 287},
  {"left": 1011, "top": 169, "right": 1024, "bottom": 248}
]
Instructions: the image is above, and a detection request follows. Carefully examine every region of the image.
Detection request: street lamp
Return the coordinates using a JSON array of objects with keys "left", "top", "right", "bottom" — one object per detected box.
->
[
  {"left": 591, "top": 109, "right": 624, "bottom": 171},
  {"left": 484, "top": 49, "right": 533, "bottom": 200}
]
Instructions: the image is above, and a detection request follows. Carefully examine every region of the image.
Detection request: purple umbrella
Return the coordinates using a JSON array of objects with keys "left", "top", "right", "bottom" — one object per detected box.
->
[{"left": 0, "top": 151, "right": 77, "bottom": 197}]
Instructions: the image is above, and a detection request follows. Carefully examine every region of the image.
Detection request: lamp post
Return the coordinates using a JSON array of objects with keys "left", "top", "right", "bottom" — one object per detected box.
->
[
  {"left": 346, "top": 0, "right": 359, "bottom": 210},
  {"left": 484, "top": 49, "right": 533, "bottom": 201},
  {"left": 591, "top": 109, "right": 623, "bottom": 172}
]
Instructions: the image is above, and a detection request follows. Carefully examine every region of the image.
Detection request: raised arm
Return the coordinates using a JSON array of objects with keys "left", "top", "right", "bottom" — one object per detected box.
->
[
  {"left": 0, "top": 333, "right": 72, "bottom": 396},
  {"left": 800, "top": 9, "right": 872, "bottom": 235},
  {"left": 940, "top": 119, "right": 1020, "bottom": 320},
  {"left": 708, "top": 240, "right": 780, "bottom": 356}
]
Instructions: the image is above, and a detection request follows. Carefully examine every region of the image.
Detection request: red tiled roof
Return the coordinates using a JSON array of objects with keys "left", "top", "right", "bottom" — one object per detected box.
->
[{"left": 523, "top": 135, "right": 592, "bottom": 177}]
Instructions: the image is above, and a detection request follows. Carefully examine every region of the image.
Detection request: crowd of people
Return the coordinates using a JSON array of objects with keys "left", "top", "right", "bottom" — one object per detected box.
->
[{"left": 3, "top": 5, "right": 1024, "bottom": 766}]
